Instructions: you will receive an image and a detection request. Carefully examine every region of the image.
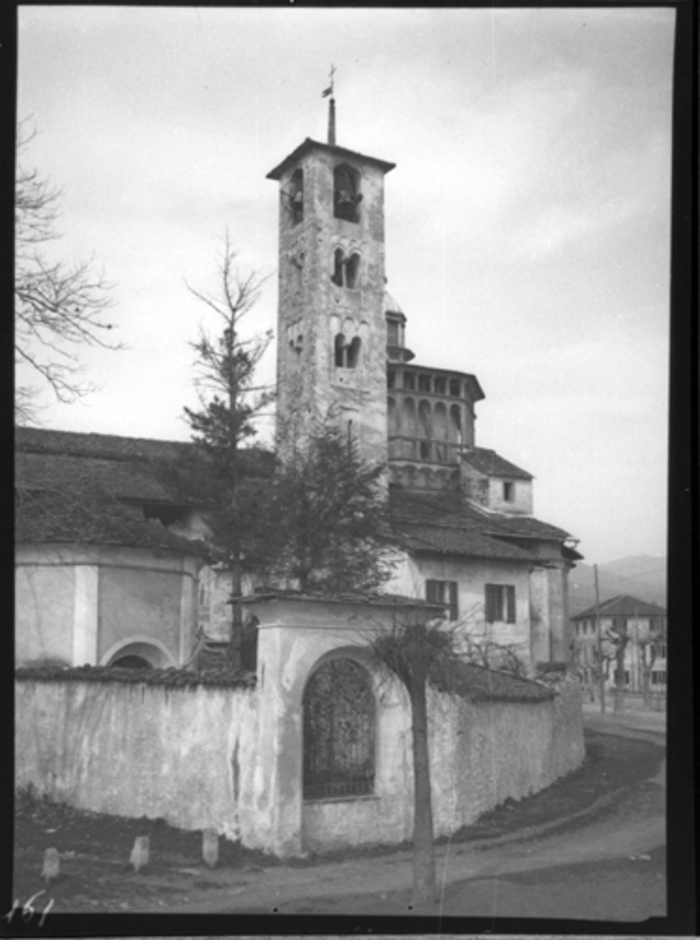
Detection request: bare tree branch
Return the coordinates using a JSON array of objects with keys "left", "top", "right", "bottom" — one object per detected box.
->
[{"left": 15, "top": 120, "right": 120, "bottom": 423}]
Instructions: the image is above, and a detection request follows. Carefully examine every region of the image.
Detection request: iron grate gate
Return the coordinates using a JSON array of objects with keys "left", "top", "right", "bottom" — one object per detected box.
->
[{"left": 303, "top": 658, "right": 375, "bottom": 800}]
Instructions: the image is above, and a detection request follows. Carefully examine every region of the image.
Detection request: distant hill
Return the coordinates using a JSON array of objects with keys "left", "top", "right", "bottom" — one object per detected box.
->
[{"left": 568, "top": 555, "right": 666, "bottom": 617}]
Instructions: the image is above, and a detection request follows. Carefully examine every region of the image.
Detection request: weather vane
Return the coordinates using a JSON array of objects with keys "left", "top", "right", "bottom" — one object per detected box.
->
[
  {"left": 322, "top": 64, "right": 336, "bottom": 100},
  {"left": 322, "top": 65, "right": 337, "bottom": 145}
]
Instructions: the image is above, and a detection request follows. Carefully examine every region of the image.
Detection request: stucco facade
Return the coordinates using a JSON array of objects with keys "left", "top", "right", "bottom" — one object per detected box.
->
[{"left": 16, "top": 543, "right": 200, "bottom": 668}]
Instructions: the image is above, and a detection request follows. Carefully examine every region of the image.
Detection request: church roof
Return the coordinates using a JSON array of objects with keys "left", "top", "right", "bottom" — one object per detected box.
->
[
  {"left": 17, "top": 450, "right": 177, "bottom": 504},
  {"left": 462, "top": 447, "right": 533, "bottom": 480},
  {"left": 15, "top": 426, "right": 187, "bottom": 463},
  {"left": 16, "top": 486, "right": 206, "bottom": 555},
  {"left": 16, "top": 428, "right": 571, "bottom": 562},
  {"left": 389, "top": 488, "right": 572, "bottom": 561},
  {"left": 571, "top": 595, "right": 667, "bottom": 620},
  {"left": 16, "top": 427, "right": 228, "bottom": 555},
  {"left": 267, "top": 138, "right": 396, "bottom": 181}
]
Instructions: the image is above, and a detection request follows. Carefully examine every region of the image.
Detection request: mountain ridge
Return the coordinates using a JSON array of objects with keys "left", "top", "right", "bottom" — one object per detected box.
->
[{"left": 567, "top": 555, "right": 666, "bottom": 617}]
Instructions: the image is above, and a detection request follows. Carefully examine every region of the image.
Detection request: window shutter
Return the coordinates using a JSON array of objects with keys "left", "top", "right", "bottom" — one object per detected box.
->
[
  {"left": 485, "top": 584, "right": 495, "bottom": 622},
  {"left": 426, "top": 580, "right": 439, "bottom": 604},
  {"left": 448, "top": 581, "right": 458, "bottom": 621},
  {"left": 506, "top": 585, "right": 516, "bottom": 623}
]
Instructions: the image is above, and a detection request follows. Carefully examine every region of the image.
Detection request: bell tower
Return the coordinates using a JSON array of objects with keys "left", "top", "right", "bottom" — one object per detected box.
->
[{"left": 267, "top": 114, "right": 395, "bottom": 465}]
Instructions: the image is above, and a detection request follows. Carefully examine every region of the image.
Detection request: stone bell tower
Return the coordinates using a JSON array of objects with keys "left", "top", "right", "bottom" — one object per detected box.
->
[{"left": 266, "top": 102, "right": 395, "bottom": 465}]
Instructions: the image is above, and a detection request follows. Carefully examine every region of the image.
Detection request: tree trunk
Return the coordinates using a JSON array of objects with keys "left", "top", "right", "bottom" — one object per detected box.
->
[
  {"left": 613, "top": 646, "right": 626, "bottom": 714},
  {"left": 409, "top": 679, "right": 436, "bottom": 912}
]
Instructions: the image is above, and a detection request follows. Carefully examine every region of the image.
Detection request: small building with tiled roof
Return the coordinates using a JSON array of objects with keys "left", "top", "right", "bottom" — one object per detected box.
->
[
  {"left": 15, "top": 427, "right": 215, "bottom": 671},
  {"left": 570, "top": 594, "right": 667, "bottom": 694}
]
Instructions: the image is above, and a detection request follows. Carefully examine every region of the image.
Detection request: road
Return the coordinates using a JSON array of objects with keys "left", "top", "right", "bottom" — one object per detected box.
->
[{"left": 164, "top": 708, "right": 666, "bottom": 921}]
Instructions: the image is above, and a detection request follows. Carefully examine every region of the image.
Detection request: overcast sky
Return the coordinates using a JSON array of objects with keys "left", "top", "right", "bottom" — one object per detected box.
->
[{"left": 17, "top": 6, "right": 675, "bottom": 566}]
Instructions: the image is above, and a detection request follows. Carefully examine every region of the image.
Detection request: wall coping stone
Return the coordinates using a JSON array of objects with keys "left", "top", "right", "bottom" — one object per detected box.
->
[{"left": 15, "top": 663, "right": 256, "bottom": 690}]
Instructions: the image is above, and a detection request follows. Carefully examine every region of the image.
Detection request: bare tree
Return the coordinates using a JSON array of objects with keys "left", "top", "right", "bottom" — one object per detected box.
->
[
  {"left": 638, "top": 627, "right": 666, "bottom": 706},
  {"left": 369, "top": 611, "right": 528, "bottom": 913},
  {"left": 15, "top": 122, "right": 118, "bottom": 423}
]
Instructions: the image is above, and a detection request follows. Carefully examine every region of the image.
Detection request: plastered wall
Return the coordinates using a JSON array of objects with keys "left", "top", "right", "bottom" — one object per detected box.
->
[
  {"left": 16, "top": 598, "right": 584, "bottom": 858},
  {"left": 15, "top": 679, "right": 262, "bottom": 845}
]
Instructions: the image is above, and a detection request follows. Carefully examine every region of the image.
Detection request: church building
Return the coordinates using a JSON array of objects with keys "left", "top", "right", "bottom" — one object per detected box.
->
[
  {"left": 15, "top": 98, "right": 580, "bottom": 677},
  {"left": 15, "top": 94, "right": 586, "bottom": 857},
  {"left": 266, "top": 103, "right": 581, "bottom": 672}
]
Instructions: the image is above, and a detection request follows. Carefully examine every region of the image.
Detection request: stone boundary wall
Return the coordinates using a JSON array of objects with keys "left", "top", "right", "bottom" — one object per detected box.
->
[
  {"left": 16, "top": 672, "right": 584, "bottom": 856},
  {"left": 300, "top": 676, "right": 585, "bottom": 853},
  {"left": 15, "top": 678, "right": 261, "bottom": 845},
  {"left": 430, "top": 675, "right": 584, "bottom": 837}
]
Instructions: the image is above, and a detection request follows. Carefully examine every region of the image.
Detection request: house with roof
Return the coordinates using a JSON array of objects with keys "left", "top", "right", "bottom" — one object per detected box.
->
[{"left": 571, "top": 594, "right": 667, "bottom": 693}]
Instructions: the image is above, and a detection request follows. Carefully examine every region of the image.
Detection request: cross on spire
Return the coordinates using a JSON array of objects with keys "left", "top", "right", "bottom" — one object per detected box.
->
[
  {"left": 323, "top": 65, "right": 337, "bottom": 146},
  {"left": 321, "top": 64, "right": 336, "bottom": 99}
]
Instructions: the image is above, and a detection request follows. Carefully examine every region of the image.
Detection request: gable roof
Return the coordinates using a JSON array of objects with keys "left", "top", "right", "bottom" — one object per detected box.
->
[
  {"left": 389, "top": 488, "right": 572, "bottom": 562},
  {"left": 16, "top": 487, "right": 206, "bottom": 555},
  {"left": 16, "top": 428, "right": 574, "bottom": 563},
  {"left": 571, "top": 594, "right": 667, "bottom": 620},
  {"left": 15, "top": 426, "right": 187, "bottom": 463},
  {"left": 15, "top": 428, "right": 209, "bottom": 554},
  {"left": 461, "top": 447, "right": 533, "bottom": 480},
  {"left": 17, "top": 451, "right": 178, "bottom": 504}
]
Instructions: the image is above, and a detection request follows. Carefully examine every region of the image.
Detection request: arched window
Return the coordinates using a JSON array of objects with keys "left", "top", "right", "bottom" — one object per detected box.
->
[
  {"left": 331, "top": 248, "right": 344, "bottom": 287},
  {"left": 334, "top": 333, "right": 346, "bottom": 367},
  {"left": 449, "top": 404, "right": 462, "bottom": 464},
  {"left": 334, "top": 333, "right": 361, "bottom": 369},
  {"left": 347, "top": 336, "right": 361, "bottom": 368},
  {"left": 112, "top": 655, "right": 151, "bottom": 669},
  {"left": 388, "top": 396, "right": 399, "bottom": 437},
  {"left": 403, "top": 398, "right": 416, "bottom": 457},
  {"left": 330, "top": 248, "right": 361, "bottom": 289},
  {"left": 303, "top": 658, "right": 375, "bottom": 799},
  {"left": 345, "top": 252, "right": 361, "bottom": 289},
  {"left": 418, "top": 400, "right": 432, "bottom": 460},
  {"left": 334, "top": 164, "right": 362, "bottom": 223},
  {"left": 290, "top": 168, "right": 304, "bottom": 223},
  {"left": 434, "top": 402, "right": 447, "bottom": 463}
]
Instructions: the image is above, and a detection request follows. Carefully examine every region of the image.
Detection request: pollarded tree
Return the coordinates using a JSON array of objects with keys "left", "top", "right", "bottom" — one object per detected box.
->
[
  {"left": 181, "top": 232, "right": 274, "bottom": 667},
  {"left": 15, "top": 122, "right": 118, "bottom": 424},
  {"left": 369, "top": 615, "right": 464, "bottom": 913},
  {"left": 370, "top": 611, "right": 534, "bottom": 913},
  {"left": 264, "top": 421, "right": 394, "bottom": 595}
]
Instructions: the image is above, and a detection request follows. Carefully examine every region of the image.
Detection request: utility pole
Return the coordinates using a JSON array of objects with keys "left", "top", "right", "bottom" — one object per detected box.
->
[{"left": 594, "top": 564, "right": 605, "bottom": 714}]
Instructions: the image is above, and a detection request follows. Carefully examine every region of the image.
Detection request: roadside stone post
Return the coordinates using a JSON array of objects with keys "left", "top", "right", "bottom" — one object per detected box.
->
[
  {"left": 202, "top": 828, "right": 219, "bottom": 868},
  {"left": 129, "top": 836, "right": 150, "bottom": 872},
  {"left": 42, "top": 847, "right": 60, "bottom": 883}
]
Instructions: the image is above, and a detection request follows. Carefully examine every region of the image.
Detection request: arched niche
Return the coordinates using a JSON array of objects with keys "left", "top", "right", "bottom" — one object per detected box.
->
[
  {"left": 333, "top": 164, "right": 362, "bottom": 223},
  {"left": 302, "top": 655, "right": 375, "bottom": 800},
  {"left": 100, "top": 637, "right": 177, "bottom": 669}
]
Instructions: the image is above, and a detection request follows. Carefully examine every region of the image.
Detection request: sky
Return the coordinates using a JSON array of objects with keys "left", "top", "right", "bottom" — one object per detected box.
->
[{"left": 16, "top": 7, "right": 675, "bottom": 566}]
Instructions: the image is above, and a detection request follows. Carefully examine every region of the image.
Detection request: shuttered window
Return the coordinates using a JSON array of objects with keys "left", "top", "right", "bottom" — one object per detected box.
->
[
  {"left": 485, "top": 584, "right": 516, "bottom": 623},
  {"left": 425, "top": 579, "right": 459, "bottom": 621}
]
